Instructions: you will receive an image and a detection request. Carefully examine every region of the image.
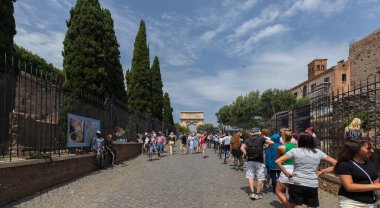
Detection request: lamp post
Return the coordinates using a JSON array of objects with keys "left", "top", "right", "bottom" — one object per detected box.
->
[{"left": 161, "top": 108, "right": 164, "bottom": 133}]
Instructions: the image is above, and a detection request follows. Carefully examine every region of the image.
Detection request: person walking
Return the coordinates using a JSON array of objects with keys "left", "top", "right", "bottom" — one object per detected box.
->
[
  {"left": 156, "top": 132, "right": 165, "bottom": 158},
  {"left": 180, "top": 133, "right": 187, "bottom": 155},
  {"left": 335, "top": 137, "right": 380, "bottom": 207},
  {"left": 240, "top": 130, "right": 274, "bottom": 200},
  {"left": 200, "top": 133, "right": 207, "bottom": 158},
  {"left": 230, "top": 133, "right": 243, "bottom": 171},
  {"left": 105, "top": 134, "right": 117, "bottom": 167},
  {"left": 168, "top": 132, "right": 176, "bottom": 155},
  {"left": 275, "top": 133, "right": 297, "bottom": 207},
  {"left": 275, "top": 132, "right": 336, "bottom": 208},
  {"left": 264, "top": 133, "right": 282, "bottom": 194},
  {"left": 145, "top": 134, "right": 154, "bottom": 161}
]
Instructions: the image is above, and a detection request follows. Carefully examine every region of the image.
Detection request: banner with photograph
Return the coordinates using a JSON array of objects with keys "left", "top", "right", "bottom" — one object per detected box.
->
[{"left": 67, "top": 113, "right": 100, "bottom": 148}]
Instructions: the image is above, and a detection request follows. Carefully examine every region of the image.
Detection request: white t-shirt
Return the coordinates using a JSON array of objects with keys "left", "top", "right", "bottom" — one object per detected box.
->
[{"left": 286, "top": 148, "right": 327, "bottom": 187}]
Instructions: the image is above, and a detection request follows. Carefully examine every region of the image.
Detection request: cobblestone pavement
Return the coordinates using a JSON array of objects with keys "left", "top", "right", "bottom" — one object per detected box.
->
[{"left": 6, "top": 144, "right": 338, "bottom": 208}]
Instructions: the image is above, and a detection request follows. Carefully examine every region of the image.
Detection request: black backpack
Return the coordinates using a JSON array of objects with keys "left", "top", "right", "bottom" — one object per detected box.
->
[{"left": 246, "top": 137, "right": 264, "bottom": 160}]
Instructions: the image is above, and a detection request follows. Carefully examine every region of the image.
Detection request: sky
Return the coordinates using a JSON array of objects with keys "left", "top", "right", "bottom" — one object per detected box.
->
[{"left": 13, "top": 0, "right": 380, "bottom": 127}]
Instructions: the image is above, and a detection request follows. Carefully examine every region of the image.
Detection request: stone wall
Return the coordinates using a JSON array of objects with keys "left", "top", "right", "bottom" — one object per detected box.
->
[
  {"left": 319, "top": 173, "right": 341, "bottom": 195},
  {"left": 349, "top": 29, "right": 380, "bottom": 86},
  {"left": 0, "top": 143, "right": 142, "bottom": 206}
]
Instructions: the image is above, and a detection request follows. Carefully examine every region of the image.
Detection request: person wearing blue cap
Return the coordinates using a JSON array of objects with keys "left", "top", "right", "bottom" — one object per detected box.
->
[{"left": 265, "top": 133, "right": 282, "bottom": 194}]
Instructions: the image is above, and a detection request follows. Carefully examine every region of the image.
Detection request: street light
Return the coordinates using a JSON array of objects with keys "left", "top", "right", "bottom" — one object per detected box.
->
[{"left": 161, "top": 108, "right": 164, "bottom": 133}]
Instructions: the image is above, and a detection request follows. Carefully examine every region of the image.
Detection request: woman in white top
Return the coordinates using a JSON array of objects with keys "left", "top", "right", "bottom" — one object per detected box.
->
[{"left": 275, "top": 132, "right": 336, "bottom": 208}]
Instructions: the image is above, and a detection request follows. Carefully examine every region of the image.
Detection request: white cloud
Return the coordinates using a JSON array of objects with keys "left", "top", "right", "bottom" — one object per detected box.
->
[
  {"left": 14, "top": 28, "right": 65, "bottom": 68},
  {"left": 230, "top": 24, "right": 290, "bottom": 56},
  {"left": 230, "top": 6, "right": 281, "bottom": 40},
  {"left": 164, "top": 38, "right": 348, "bottom": 124},
  {"left": 284, "top": 0, "right": 348, "bottom": 17}
]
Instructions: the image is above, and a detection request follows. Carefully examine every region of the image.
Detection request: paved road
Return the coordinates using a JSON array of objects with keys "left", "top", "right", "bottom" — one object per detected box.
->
[{"left": 6, "top": 145, "right": 338, "bottom": 208}]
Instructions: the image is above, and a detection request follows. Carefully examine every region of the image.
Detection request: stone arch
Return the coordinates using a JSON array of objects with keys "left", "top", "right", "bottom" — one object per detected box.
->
[{"left": 180, "top": 111, "right": 204, "bottom": 128}]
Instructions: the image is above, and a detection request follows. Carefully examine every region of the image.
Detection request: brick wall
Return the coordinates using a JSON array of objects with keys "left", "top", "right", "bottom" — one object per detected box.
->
[
  {"left": 349, "top": 29, "right": 380, "bottom": 86},
  {"left": 0, "top": 143, "right": 142, "bottom": 206}
]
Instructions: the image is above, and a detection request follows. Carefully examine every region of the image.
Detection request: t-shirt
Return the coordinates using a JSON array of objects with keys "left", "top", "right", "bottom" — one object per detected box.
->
[
  {"left": 286, "top": 148, "right": 327, "bottom": 187},
  {"left": 243, "top": 136, "right": 267, "bottom": 163},
  {"left": 157, "top": 136, "right": 165, "bottom": 144},
  {"left": 224, "top": 136, "right": 231, "bottom": 145},
  {"left": 335, "top": 160, "right": 378, "bottom": 204},
  {"left": 181, "top": 135, "right": 187, "bottom": 144}
]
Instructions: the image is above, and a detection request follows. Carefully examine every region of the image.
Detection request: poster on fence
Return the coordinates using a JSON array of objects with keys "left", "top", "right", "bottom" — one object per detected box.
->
[
  {"left": 67, "top": 113, "right": 100, "bottom": 148},
  {"left": 292, "top": 105, "right": 310, "bottom": 133},
  {"left": 276, "top": 112, "right": 289, "bottom": 133}
]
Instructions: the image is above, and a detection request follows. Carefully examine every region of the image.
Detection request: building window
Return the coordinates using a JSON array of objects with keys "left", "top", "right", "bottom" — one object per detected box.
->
[
  {"left": 342, "top": 74, "right": 347, "bottom": 82},
  {"left": 324, "top": 77, "right": 330, "bottom": 83},
  {"left": 311, "top": 83, "right": 316, "bottom": 91},
  {"left": 294, "top": 92, "right": 298, "bottom": 97},
  {"left": 302, "top": 86, "right": 307, "bottom": 97}
]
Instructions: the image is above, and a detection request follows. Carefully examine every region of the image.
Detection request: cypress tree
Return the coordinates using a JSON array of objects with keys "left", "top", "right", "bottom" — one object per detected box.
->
[
  {"left": 150, "top": 56, "right": 164, "bottom": 120},
  {"left": 163, "top": 92, "right": 174, "bottom": 125},
  {"left": 0, "top": 0, "right": 16, "bottom": 57},
  {"left": 0, "top": 0, "right": 17, "bottom": 151},
  {"left": 102, "top": 9, "right": 126, "bottom": 101},
  {"left": 126, "top": 20, "right": 151, "bottom": 114},
  {"left": 63, "top": 0, "right": 107, "bottom": 97}
]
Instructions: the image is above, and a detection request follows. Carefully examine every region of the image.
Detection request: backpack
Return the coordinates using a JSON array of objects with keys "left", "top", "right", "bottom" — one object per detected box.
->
[
  {"left": 347, "top": 129, "right": 361, "bottom": 139},
  {"left": 246, "top": 137, "right": 264, "bottom": 160}
]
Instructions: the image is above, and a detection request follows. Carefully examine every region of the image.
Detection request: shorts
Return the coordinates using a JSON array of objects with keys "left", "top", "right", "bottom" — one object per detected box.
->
[
  {"left": 339, "top": 196, "right": 374, "bottom": 208},
  {"left": 277, "top": 165, "right": 294, "bottom": 184},
  {"left": 288, "top": 184, "right": 319, "bottom": 207},
  {"left": 245, "top": 161, "right": 266, "bottom": 180}
]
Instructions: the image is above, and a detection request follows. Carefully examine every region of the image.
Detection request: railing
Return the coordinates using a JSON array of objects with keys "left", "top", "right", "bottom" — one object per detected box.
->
[{"left": 0, "top": 54, "right": 176, "bottom": 161}]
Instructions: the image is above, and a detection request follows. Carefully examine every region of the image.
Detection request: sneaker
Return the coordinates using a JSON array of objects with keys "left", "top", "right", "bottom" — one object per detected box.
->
[
  {"left": 257, "top": 193, "right": 263, "bottom": 199},
  {"left": 249, "top": 193, "right": 257, "bottom": 199}
]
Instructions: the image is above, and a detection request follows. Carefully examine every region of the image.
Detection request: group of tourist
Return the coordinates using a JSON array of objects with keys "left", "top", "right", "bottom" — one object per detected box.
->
[
  {"left": 142, "top": 130, "right": 177, "bottom": 160},
  {"left": 227, "top": 117, "right": 379, "bottom": 208}
]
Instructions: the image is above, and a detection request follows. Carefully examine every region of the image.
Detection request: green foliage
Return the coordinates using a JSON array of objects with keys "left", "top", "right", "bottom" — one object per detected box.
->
[
  {"left": 216, "top": 88, "right": 299, "bottom": 128},
  {"left": 0, "top": 0, "right": 16, "bottom": 58},
  {"left": 150, "top": 56, "right": 164, "bottom": 120},
  {"left": 126, "top": 20, "right": 151, "bottom": 114},
  {"left": 196, "top": 123, "right": 213, "bottom": 133},
  {"left": 63, "top": 0, "right": 108, "bottom": 97},
  {"left": 102, "top": 9, "right": 126, "bottom": 101},
  {"left": 292, "top": 97, "right": 310, "bottom": 109},
  {"left": 163, "top": 92, "right": 174, "bottom": 125},
  {"left": 175, "top": 124, "right": 190, "bottom": 134},
  {"left": 14, "top": 44, "right": 64, "bottom": 79}
]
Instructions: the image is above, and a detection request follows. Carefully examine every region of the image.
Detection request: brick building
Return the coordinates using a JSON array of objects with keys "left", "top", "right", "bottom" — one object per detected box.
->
[
  {"left": 290, "top": 58, "right": 350, "bottom": 99},
  {"left": 349, "top": 28, "right": 380, "bottom": 86}
]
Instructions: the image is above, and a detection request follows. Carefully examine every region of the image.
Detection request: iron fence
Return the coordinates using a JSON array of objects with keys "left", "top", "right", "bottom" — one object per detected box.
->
[
  {"left": 309, "top": 76, "right": 380, "bottom": 168},
  {"left": 0, "top": 54, "right": 176, "bottom": 161}
]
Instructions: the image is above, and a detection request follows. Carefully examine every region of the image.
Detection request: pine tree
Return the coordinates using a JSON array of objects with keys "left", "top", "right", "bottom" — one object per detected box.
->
[
  {"left": 63, "top": 0, "right": 107, "bottom": 97},
  {"left": 150, "top": 56, "right": 164, "bottom": 120},
  {"left": 126, "top": 20, "right": 151, "bottom": 114},
  {"left": 163, "top": 92, "right": 174, "bottom": 125},
  {"left": 102, "top": 9, "right": 126, "bottom": 101},
  {"left": 0, "top": 0, "right": 17, "bottom": 62}
]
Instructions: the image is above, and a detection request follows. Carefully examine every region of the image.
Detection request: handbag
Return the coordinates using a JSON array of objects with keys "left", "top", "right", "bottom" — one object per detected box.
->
[{"left": 350, "top": 160, "right": 380, "bottom": 207}]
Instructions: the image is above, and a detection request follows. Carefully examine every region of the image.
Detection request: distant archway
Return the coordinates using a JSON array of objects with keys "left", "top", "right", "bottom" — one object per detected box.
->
[{"left": 180, "top": 111, "right": 204, "bottom": 130}]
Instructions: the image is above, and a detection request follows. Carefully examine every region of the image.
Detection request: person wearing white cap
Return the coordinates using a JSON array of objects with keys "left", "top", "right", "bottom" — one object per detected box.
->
[{"left": 240, "top": 130, "right": 274, "bottom": 200}]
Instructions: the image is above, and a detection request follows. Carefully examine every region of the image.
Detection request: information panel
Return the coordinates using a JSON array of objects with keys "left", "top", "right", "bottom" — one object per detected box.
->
[
  {"left": 67, "top": 113, "right": 100, "bottom": 148},
  {"left": 276, "top": 112, "right": 289, "bottom": 133},
  {"left": 292, "top": 105, "right": 310, "bottom": 133}
]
